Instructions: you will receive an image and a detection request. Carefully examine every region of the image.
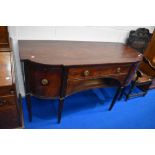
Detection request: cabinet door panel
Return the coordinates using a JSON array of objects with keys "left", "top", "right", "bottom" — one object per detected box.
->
[{"left": 24, "top": 61, "right": 62, "bottom": 98}]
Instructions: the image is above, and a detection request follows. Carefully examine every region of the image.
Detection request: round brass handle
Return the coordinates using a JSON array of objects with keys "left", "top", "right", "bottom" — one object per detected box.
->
[
  {"left": 41, "top": 79, "right": 49, "bottom": 86},
  {"left": 83, "top": 70, "right": 90, "bottom": 76},
  {"left": 117, "top": 67, "right": 121, "bottom": 73}
]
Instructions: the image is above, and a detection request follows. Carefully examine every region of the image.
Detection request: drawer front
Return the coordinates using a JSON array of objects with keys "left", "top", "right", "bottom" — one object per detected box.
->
[
  {"left": 68, "top": 64, "right": 131, "bottom": 80},
  {"left": 25, "top": 62, "right": 62, "bottom": 98},
  {"left": 0, "top": 95, "right": 16, "bottom": 109},
  {"left": 0, "top": 105, "right": 19, "bottom": 129},
  {"left": 0, "top": 85, "right": 16, "bottom": 96},
  {"left": 0, "top": 95, "right": 19, "bottom": 129}
]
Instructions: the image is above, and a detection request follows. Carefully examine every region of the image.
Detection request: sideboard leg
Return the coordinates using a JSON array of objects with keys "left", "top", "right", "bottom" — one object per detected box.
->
[
  {"left": 118, "top": 87, "right": 126, "bottom": 100},
  {"left": 108, "top": 86, "right": 123, "bottom": 111},
  {"left": 26, "top": 94, "right": 32, "bottom": 122},
  {"left": 125, "top": 81, "right": 136, "bottom": 101},
  {"left": 17, "top": 93, "right": 23, "bottom": 126},
  {"left": 58, "top": 98, "right": 64, "bottom": 124}
]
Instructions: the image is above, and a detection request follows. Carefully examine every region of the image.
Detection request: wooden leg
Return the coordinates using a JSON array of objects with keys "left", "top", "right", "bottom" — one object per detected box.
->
[
  {"left": 118, "top": 87, "right": 126, "bottom": 100},
  {"left": 26, "top": 94, "right": 32, "bottom": 122},
  {"left": 143, "top": 92, "right": 147, "bottom": 96},
  {"left": 58, "top": 98, "right": 64, "bottom": 124},
  {"left": 108, "top": 86, "right": 123, "bottom": 111},
  {"left": 17, "top": 93, "right": 22, "bottom": 126},
  {"left": 125, "top": 81, "right": 137, "bottom": 101}
]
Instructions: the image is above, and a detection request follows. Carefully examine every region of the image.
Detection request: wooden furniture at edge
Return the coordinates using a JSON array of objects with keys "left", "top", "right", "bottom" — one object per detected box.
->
[
  {"left": 0, "top": 26, "right": 23, "bottom": 128},
  {"left": 122, "top": 29, "right": 155, "bottom": 100},
  {"left": 19, "top": 40, "right": 142, "bottom": 123},
  {"left": 140, "top": 29, "right": 155, "bottom": 89}
]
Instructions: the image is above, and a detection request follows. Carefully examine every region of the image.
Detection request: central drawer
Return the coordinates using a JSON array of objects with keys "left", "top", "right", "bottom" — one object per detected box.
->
[{"left": 68, "top": 64, "right": 131, "bottom": 80}]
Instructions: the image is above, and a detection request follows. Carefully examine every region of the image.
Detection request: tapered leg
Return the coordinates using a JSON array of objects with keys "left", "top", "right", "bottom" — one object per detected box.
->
[
  {"left": 58, "top": 98, "right": 64, "bottom": 124},
  {"left": 17, "top": 93, "right": 22, "bottom": 126},
  {"left": 109, "top": 86, "right": 123, "bottom": 111},
  {"left": 26, "top": 94, "right": 32, "bottom": 122},
  {"left": 118, "top": 87, "right": 126, "bottom": 100},
  {"left": 125, "top": 81, "right": 136, "bottom": 101},
  {"left": 143, "top": 92, "right": 147, "bottom": 96}
]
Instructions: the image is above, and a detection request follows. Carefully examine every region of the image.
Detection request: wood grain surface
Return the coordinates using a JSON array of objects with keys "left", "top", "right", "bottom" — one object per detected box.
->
[
  {"left": 19, "top": 40, "right": 142, "bottom": 66},
  {"left": 0, "top": 52, "right": 13, "bottom": 87}
]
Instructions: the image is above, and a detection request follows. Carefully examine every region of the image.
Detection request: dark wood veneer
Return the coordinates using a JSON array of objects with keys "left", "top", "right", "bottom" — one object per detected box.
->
[
  {"left": 0, "top": 26, "right": 11, "bottom": 50},
  {"left": 0, "top": 26, "right": 22, "bottom": 129},
  {"left": 68, "top": 64, "right": 131, "bottom": 80},
  {"left": 24, "top": 61, "right": 62, "bottom": 98},
  {"left": 140, "top": 30, "right": 155, "bottom": 89},
  {"left": 19, "top": 40, "right": 142, "bottom": 123},
  {"left": 19, "top": 40, "right": 141, "bottom": 65}
]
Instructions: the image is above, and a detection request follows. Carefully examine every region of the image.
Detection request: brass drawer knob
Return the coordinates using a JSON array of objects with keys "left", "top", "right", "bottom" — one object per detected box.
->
[
  {"left": 83, "top": 70, "right": 90, "bottom": 76},
  {"left": 0, "top": 99, "right": 7, "bottom": 106},
  {"left": 41, "top": 79, "right": 49, "bottom": 86},
  {"left": 10, "top": 90, "right": 15, "bottom": 94},
  {"left": 117, "top": 67, "right": 121, "bottom": 73}
]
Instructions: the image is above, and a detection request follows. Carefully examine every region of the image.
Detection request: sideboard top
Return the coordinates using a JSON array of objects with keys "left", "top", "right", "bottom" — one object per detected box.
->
[{"left": 19, "top": 40, "right": 142, "bottom": 66}]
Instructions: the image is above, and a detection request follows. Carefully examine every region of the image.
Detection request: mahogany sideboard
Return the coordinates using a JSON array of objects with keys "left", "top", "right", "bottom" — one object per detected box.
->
[
  {"left": 0, "top": 26, "right": 23, "bottom": 128},
  {"left": 19, "top": 40, "right": 142, "bottom": 123}
]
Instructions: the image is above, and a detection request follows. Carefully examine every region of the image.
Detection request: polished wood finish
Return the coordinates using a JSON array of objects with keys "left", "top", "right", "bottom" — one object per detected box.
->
[
  {"left": 124, "top": 29, "right": 155, "bottom": 100},
  {"left": 0, "top": 26, "right": 11, "bottom": 51},
  {"left": 0, "top": 26, "right": 22, "bottom": 128},
  {"left": 139, "top": 30, "right": 155, "bottom": 88},
  {"left": 68, "top": 64, "right": 131, "bottom": 80},
  {"left": 19, "top": 40, "right": 142, "bottom": 123},
  {"left": 0, "top": 105, "right": 19, "bottom": 129},
  {"left": 123, "top": 29, "right": 155, "bottom": 100},
  {"left": 67, "top": 64, "right": 138, "bottom": 97},
  {"left": 0, "top": 52, "right": 22, "bottom": 128},
  {"left": 0, "top": 85, "right": 16, "bottom": 96},
  {"left": 0, "top": 52, "right": 13, "bottom": 86},
  {"left": 23, "top": 61, "right": 62, "bottom": 98},
  {"left": 0, "top": 95, "right": 16, "bottom": 107},
  {"left": 19, "top": 40, "right": 141, "bottom": 65},
  {"left": 140, "top": 30, "right": 155, "bottom": 77}
]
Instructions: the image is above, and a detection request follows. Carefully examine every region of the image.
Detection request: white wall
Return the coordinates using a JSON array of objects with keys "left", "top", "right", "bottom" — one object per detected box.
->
[{"left": 8, "top": 26, "right": 154, "bottom": 96}]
